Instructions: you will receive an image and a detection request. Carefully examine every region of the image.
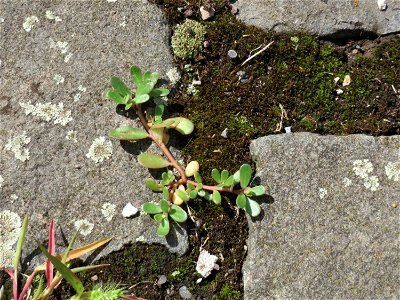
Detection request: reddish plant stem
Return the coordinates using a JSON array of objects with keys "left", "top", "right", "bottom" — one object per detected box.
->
[
  {"left": 186, "top": 180, "right": 245, "bottom": 195},
  {"left": 133, "top": 104, "right": 187, "bottom": 181}
]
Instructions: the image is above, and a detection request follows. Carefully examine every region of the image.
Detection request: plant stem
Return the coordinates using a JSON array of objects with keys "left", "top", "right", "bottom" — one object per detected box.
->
[
  {"left": 133, "top": 104, "right": 187, "bottom": 181},
  {"left": 186, "top": 180, "right": 245, "bottom": 195}
]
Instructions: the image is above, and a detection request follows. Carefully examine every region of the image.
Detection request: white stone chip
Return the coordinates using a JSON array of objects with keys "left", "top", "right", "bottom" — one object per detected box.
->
[
  {"left": 196, "top": 249, "right": 219, "bottom": 278},
  {"left": 122, "top": 202, "right": 139, "bottom": 218},
  {"left": 342, "top": 74, "right": 351, "bottom": 87},
  {"left": 284, "top": 126, "right": 291, "bottom": 133},
  {"left": 221, "top": 128, "right": 228, "bottom": 138},
  {"left": 0, "top": 175, "right": 4, "bottom": 189},
  {"left": 377, "top": 0, "right": 387, "bottom": 11}
]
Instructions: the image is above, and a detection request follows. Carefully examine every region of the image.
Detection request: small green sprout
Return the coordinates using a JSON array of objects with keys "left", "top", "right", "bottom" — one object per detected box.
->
[{"left": 105, "top": 65, "right": 266, "bottom": 236}]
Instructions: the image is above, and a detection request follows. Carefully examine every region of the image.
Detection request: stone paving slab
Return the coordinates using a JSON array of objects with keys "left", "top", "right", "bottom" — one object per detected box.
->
[
  {"left": 235, "top": 0, "right": 400, "bottom": 38},
  {"left": 0, "top": 0, "right": 188, "bottom": 269},
  {"left": 245, "top": 133, "right": 400, "bottom": 299}
]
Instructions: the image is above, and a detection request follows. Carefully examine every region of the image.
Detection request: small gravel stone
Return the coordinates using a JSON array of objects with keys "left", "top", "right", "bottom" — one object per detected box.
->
[
  {"left": 179, "top": 286, "right": 193, "bottom": 299},
  {"left": 157, "top": 275, "right": 167, "bottom": 286},
  {"left": 228, "top": 49, "right": 238, "bottom": 58},
  {"left": 122, "top": 202, "right": 139, "bottom": 218}
]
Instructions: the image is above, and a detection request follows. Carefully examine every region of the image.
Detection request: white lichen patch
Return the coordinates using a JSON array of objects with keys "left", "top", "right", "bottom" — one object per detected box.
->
[
  {"left": 0, "top": 210, "right": 22, "bottom": 247},
  {"left": 106, "top": 0, "right": 117, "bottom": 2},
  {"left": 363, "top": 176, "right": 380, "bottom": 191},
  {"left": 318, "top": 188, "right": 328, "bottom": 199},
  {"left": 101, "top": 202, "right": 116, "bottom": 222},
  {"left": 10, "top": 194, "right": 18, "bottom": 201},
  {"left": 73, "top": 85, "right": 87, "bottom": 102},
  {"left": 20, "top": 101, "right": 73, "bottom": 126},
  {"left": 45, "top": 10, "right": 62, "bottom": 22},
  {"left": 342, "top": 177, "right": 352, "bottom": 187},
  {"left": 86, "top": 137, "right": 113, "bottom": 163},
  {"left": 0, "top": 246, "right": 15, "bottom": 269},
  {"left": 74, "top": 219, "right": 94, "bottom": 236},
  {"left": 119, "top": 16, "right": 127, "bottom": 27},
  {"left": 196, "top": 249, "right": 219, "bottom": 278},
  {"left": 23, "top": 16, "right": 39, "bottom": 32},
  {"left": 0, "top": 175, "right": 4, "bottom": 189},
  {"left": 385, "top": 161, "right": 400, "bottom": 182},
  {"left": 49, "top": 38, "right": 73, "bottom": 63},
  {"left": 64, "top": 52, "right": 73, "bottom": 63},
  {"left": 166, "top": 67, "right": 181, "bottom": 85},
  {"left": 53, "top": 74, "right": 65, "bottom": 85},
  {"left": 65, "top": 130, "right": 78, "bottom": 143},
  {"left": 353, "top": 159, "right": 373, "bottom": 179},
  {"left": 5, "top": 132, "right": 31, "bottom": 162}
]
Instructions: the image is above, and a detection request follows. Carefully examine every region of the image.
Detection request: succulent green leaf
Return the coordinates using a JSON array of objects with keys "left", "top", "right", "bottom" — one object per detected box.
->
[
  {"left": 221, "top": 170, "right": 229, "bottom": 182},
  {"left": 109, "top": 127, "right": 148, "bottom": 141},
  {"left": 171, "top": 117, "right": 194, "bottom": 135},
  {"left": 37, "top": 242, "right": 84, "bottom": 297},
  {"left": 240, "top": 164, "right": 252, "bottom": 189},
  {"left": 233, "top": 170, "right": 240, "bottom": 184},
  {"left": 244, "top": 186, "right": 266, "bottom": 197},
  {"left": 224, "top": 175, "right": 234, "bottom": 188},
  {"left": 138, "top": 153, "right": 170, "bottom": 169},
  {"left": 124, "top": 102, "right": 133, "bottom": 110},
  {"left": 157, "top": 218, "right": 170, "bottom": 236},
  {"left": 236, "top": 193, "right": 247, "bottom": 208},
  {"left": 198, "top": 190, "right": 206, "bottom": 197},
  {"left": 134, "top": 93, "right": 150, "bottom": 104},
  {"left": 162, "top": 187, "right": 169, "bottom": 201},
  {"left": 130, "top": 65, "right": 142, "bottom": 86},
  {"left": 204, "top": 191, "right": 213, "bottom": 201},
  {"left": 145, "top": 179, "right": 163, "bottom": 192},
  {"left": 194, "top": 172, "right": 202, "bottom": 184},
  {"left": 136, "top": 83, "right": 153, "bottom": 97},
  {"left": 104, "top": 89, "right": 126, "bottom": 104},
  {"left": 245, "top": 198, "right": 261, "bottom": 217},
  {"left": 149, "top": 88, "right": 170, "bottom": 97},
  {"left": 187, "top": 182, "right": 195, "bottom": 190},
  {"left": 211, "top": 169, "right": 221, "bottom": 183},
  {"left": 154, "top": 213, "right": 164, "bottom": 222},
  {"left": 189, "top": 190, "right": 198, "bottom": 199},
  {"left": 175, "top": 189, "right": 189, "bottom": 202},
  {"left": 170, "top": 204, "right": 188, "bottom": 223},
  {"left": 154, "top": 101, "right": 165, "bottom": 124},
  {"left": 150, "top": 72, "right": 159, "bottom": 85},
  {"left": 160, "top": 199, "right": 169, "bottom": 213},
  {"left": 143, "top": 203, "right": 162, "bottom": 214},
  {"left": 111, "top": 77, "right": 131, "bottom": 97},
  {"left": 212, "top": 190, "right": 221, "bottom": 205},
  {"left": 196, "top": 183, "right": 203, "bottom": 191}
]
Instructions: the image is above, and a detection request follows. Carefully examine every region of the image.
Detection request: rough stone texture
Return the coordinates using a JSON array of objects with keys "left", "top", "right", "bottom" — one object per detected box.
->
[
  {"left": 245, "top": 133, "right": 400, "bottom": 299},
  {"left": 0, "top": 0, "right": 188, "bottom": 269},
  {"left": 235, "top": 0, "right": 400, "bottom": 38}
]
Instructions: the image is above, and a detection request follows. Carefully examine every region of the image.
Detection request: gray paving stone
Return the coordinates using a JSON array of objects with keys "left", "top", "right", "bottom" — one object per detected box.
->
[
  {"left": 235, "top": 0, "right": 400, "bottom": 38},
  {"left": 0, "top": 0, "right": 188, "bottom": 269},
  {"left": 245, "top": 133, "right": 400, "bottom": 299}
]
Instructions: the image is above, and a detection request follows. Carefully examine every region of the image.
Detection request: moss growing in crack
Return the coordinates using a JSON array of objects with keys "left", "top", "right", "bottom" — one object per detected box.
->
[{"left": 171, "top": 19, "right": 207, "bottom": 60}]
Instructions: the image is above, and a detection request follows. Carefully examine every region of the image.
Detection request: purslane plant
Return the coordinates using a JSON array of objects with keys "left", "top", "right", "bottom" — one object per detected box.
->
[{"left": 104, "top": 66, "right": 265, "bottom": 236}]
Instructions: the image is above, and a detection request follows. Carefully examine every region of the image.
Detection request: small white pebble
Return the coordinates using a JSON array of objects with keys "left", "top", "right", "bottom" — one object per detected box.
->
[
  {"left": 342, "top": 75, "right": 351, "bottom": 87},
  {"left": 377, "top": 0, "right": 387, "bottom": 10},
  {"left": 221, "top": 128, "right": 228, "bottom": 138},
  {"left": 334, "top": 76, "right": 340, "bottom": 84},
  {"left": 284, "top": 126, "right": 291, "bottom": 133},
  {"left": 336, "top": 89, "right": 344, "bottom": 95},
  {"left": 227, "top": 49, "right": 238, "bottom": 58},
  {"left": 122, "top": 202, "right": 139, "bottom": 218}
]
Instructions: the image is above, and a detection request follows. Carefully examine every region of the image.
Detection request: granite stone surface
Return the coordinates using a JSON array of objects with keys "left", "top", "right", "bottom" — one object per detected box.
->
[{"left": 244, "top": 133, "right": 400, "bottom": 299}]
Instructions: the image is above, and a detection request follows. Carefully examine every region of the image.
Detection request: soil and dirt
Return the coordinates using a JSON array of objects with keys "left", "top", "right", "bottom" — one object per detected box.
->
[{"left": 1, "top": 1, "right": 399, "bottom": 299}]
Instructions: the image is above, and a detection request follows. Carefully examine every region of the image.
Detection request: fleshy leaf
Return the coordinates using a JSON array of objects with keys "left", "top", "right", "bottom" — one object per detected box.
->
[
  {"left": 104, "top": 89, "right": 126, "bottom": 104},
  {"left": 240, "top": 164, "right": 252, "bottom": 189},
  {"left": 212, "top": 190, "right": 221, "bottom": 205},
  {"left": 175, "top": 189, "right": 189, "bottom": 202},
  {"left": 136, "top": 83, "right": 153, "bottom": 97},
  {"left": 154, "top": 100, "right": 165, "bottom": 124},
  {"left": 162, "top": 187, "right": 169, "bottom": 201},
  {"left": 138, "top": 153, "right": 170, "bottom": 169},
  {"left": 221, "top": 170, "right": 229, "bottom": 182},
  {"left": 160, "top": 199, "right": 169, "bottom": 213},
  {"left": 196, "top": 183, "right": 203, "bottom": 191},
  {"left": 150, "top": 119, "right": 175, "bottom": 129},
  {"left": 189, "top": 190, "right": 198, "bottom": 199},
  {"left": 109, "top": 127, "right": 148, "bottom": 140},
  {"left": 169, "top": 204, "right": 188, "bottom": 223},
  {"left": 157, "top": 219, "right": 170, "bottom": 236},
  {"left": 145, "top": 179, "right": 163, "bottom": 192},
  {"left": 111, "top": 77, "right": 131, "bottom": 97},
  {"left": 194, "top": 172, "right": 202, "bottom": 184},
  {"left": 149, "top": 88, "right": 170, "bottom": 97},
  {"left": 172, "top": 117, "right": 194, "bottom": 135},
  {"left": 245, "top": 198, "right": 261, "bottom": 217},
  {"left": 244, "top": 186, "right": 266, "bottom": 197},
  {"left": 134, "top": 93, "right": 150, "bottom": 104},
  {"left": 224, "top": 175, "right": 235, "bottom": 188},
  {"left": 211, "top": 169, "right": 220, "bottom": 183},
  {"left": 154, "top": 213, "right": 164, "bottom": 222},
  {"left": 143, "top": 203, "right": 162, "bottom": 214},
  {"left": 236, "top": 193, "right": 247, "bottom": 208},
  {"left": 131, "top": 65, "right": 142, "bottom": 86},
  {"left": 233, "top": 170, "right": 240, "bottom": 184},
  {"left": 198, "top": 190, "right": 206, "bottom": 197},
  {"left": 187, "top": 183, "right": 195, "bottom": 190}
]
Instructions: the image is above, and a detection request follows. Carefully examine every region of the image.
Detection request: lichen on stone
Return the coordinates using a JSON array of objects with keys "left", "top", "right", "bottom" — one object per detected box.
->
[
  {"left": 45, "top": 10, "right": 62, "bottom": 22},
  {"left": 171, "top": 19, "right": 206, "bottom": 60},
  {"left": 166, "top": 67, "right": 181, "bottom": 85},
  {"left": 74, "top": 219, "right": 94, "bottom": 236},
  {"left": 19, "top": 101, "right": 73, "bottom": 126},
  {"left": 318, "top": 187, "right": 328, "bottom": 199},
  {"left": 385, "top": 161, "right": 400, "bottom": 182},
  {"left": 101, "top": 202, "right": 116, "bottom": 222},
  {"left": 363, "top": 175, "right": 379, "bottom": 191},
  {"left": 66, "top": 130, "right": 78, "bottom": 143},
  {"left": 5, "top": 131, "right": 31, "bottom": 162},
  {"left": 23, "top": 16, "right": 39, "bottom": 32},
  {"left": 53, "top": 74, "right": 65, "bottom": 85},
  {"left": 0, "top": 175, "right": 4, "bottom": 189},
  {"left": 352, "top": 159, "right": 373, "bottom": 179},
  {"left": 86, "top": 136, "right": 113, "bottom": 163},
  {"left": 0, "top": 210, "right": 22, "bottom": 247}
]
